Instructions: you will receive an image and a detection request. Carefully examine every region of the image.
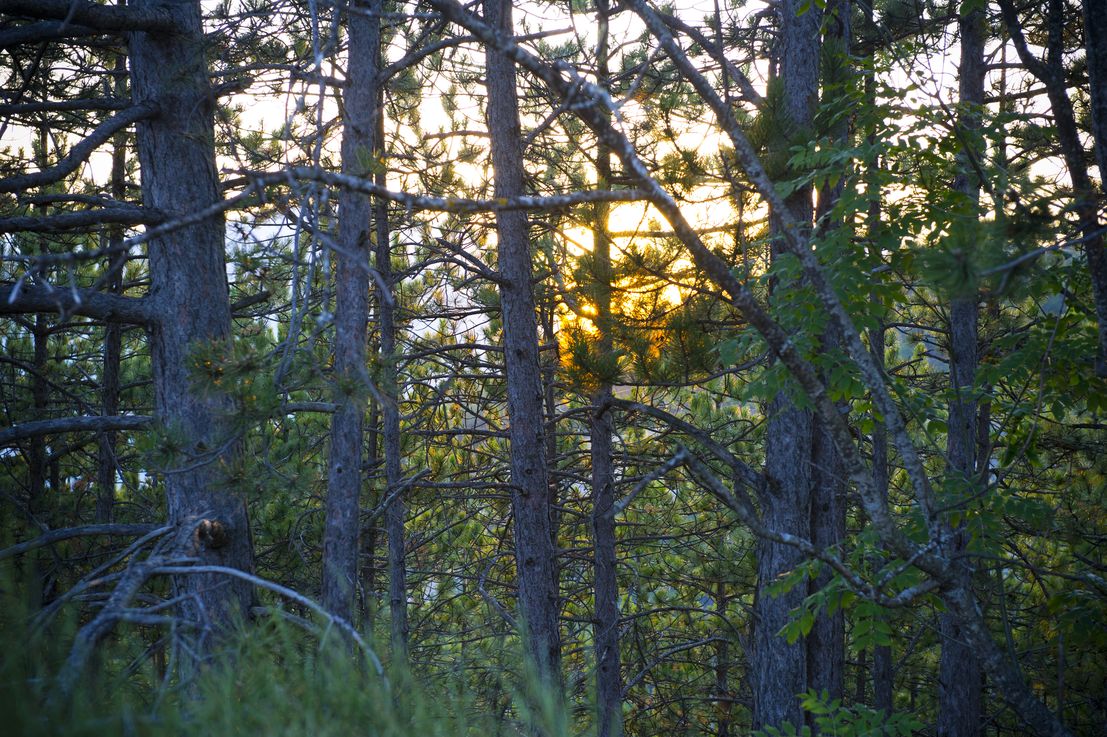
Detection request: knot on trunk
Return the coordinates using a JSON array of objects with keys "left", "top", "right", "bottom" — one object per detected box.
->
[{"left": 196, "top": 517, "right": 230, "bottom": 550}]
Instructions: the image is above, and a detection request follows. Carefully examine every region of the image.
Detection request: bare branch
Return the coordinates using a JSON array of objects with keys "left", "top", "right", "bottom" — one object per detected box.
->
[
  {"left": 0, "top": 0, "right": 184, "bottom": 34},
  {"left": 654, "top": 11, "right": 765, "bottom": 109},
  {"left": 0, "top": 20, "right": 99, "bottom": 49},
  {"left": 365, "top": 469, "right": 431, "bottom": 523},
  {"left": 54, "top": 555, "right": 164, "bottom": 702},
  {"left": 0, "top": 281, "right": 154, "bottom": 324},
  {"left": 279, "top": 401, "right": 339, "bottom": 414},
  {"left": 230, "top": 289, "right": 271, "bottom": 313},
  {"left": 0, "top": 206, "right": 164, "bottom": 234},
  {"left": 609, "top": 448, "right": 689, "bottom": 518},
  {"left": 0, "top": 414, "right": 153, "bottom": 447},
  {"left": 623, "top": 637, "right": 725, "bottom": 695},
  {"left": 377, "top": 26, "right": 572, "bottom": 84},
  {"left": 0, "top": 103, "right": 158, "bottom": 194},
  {"left": 0, "top": 523, "right": 158, "bottom": 562},
  {"left": 245, "top": 167, "right": 647, "bottom": 213},
  {"left": 0, "top": 98, "right": 130, "bottom": 115},
  {"left": 609, "top": 398, "right": 764, "bottom": 494},
  {"left": 0, "top": 404, "right": 345, "bottom": 450},
  {"left": 152, "top": 564, "right": 385, "bottom": 676}
]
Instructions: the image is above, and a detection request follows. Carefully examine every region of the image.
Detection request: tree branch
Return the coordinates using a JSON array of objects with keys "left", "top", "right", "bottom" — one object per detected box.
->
[
  {"left": 1, "top": 281, "right": 154, "bottom": 324},
  {"left": 609, "top": 397, "right": 764, "bottom": 494},
  {"left": 0, "top": 0, "right": 184, "bottom": 34},
  {"left": 0, "top": 206, "right": 164, "bottom": 234},
  {"left": 152, "top": 564, "right": 384, "bottom": 675},
  {"left": 0, "top": 98, "right": 130, "bottom": 115},
  {"left": 0, "top": 403, "right": 352, "bottom": 451},
  {"left": 0, "top": 523, "right": 158, "bottom": 561},
  {"left": 654, "top": 11, "right": 765, "bottom": 109},
  {"left": 0, "top": 20, "right": 99, "bottom": 49},
  {"left": 245, "top": 167, "right": 647, "bottom": 213},
  {"left": 0, "top": 414, "right": 153, "bottom": 447},
  {"left": 0, "top": 102, "right": 158, "bottom": 194}
]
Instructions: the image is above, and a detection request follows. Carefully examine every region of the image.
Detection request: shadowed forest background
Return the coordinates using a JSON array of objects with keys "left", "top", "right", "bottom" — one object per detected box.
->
[{"left": 1, "top": 0, "right": 1106, "bottom": 735}]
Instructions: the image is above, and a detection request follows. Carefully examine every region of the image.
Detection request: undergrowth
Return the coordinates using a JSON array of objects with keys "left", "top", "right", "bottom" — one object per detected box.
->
[{"left": 0, "top": 585, "right": 566, "bottom": 737}]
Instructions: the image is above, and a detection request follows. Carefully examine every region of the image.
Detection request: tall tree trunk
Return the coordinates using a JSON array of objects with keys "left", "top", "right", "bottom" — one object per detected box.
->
[
  {"left": 29, "top": 315, "right": 48, "bottom": 509},
  {"left": 863, "top": 0, "right": 895, "bottom": 714},
  {"left": 130, "top": 0, "right": 254, "bottom": 638},
  {"left": 808, "top": 0, "right": 849, "bottom": 715},
  {"left": 97, "top": 60, "right": 128, "bottom": 524},
  {"left": 591, "top": 1, "right": 621, "bottom": 732},
  {"left": 29, "top": 127, "right": 50, "bottom": 516},
  {"left": 363, "top": 398, "right": 385, "bottom": 624},
  {"left": 360, "top": 398, "right": 380, "bottom": 624},
  {"left": 870, "top": 327, "right": 895, "bottom": 713},
  {"left": 938, "top": 5, "right": 984, "bottom": 736},
  {"left": 542, "top": 305, "right": 561, "bottom": 591},
  {"left": 322, "top": 0, "right": 384, "bottom": 623},
  {"left": 1087, "top": 0, "right": 1107, "bottom": 191},
  {"left": 484, "top": 0, "right": 561, "bottom": 683},
  {"left": 754, "top": 0, "right": 820, "bottom": 728},
  {"left": 377, "top": 74, "right": 409, "bottom": 661},
  {"left": 871, "top": 324, "right": 895, "bottom": 715},
  {"left": 1085, "top": 0, "right": 1107, "bottom": 370}
]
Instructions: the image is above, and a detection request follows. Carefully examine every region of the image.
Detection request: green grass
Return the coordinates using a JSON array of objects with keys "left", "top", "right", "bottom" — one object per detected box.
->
[{"left": 0, "top": 592, "right": 569, "bottom": 737}]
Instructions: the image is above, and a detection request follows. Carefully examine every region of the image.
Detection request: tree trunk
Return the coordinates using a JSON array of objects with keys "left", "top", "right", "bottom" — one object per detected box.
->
[
  {"left": 542, "top": 304, "right": 561, "bottom": 624},
  {"left": 937, "top": 6, "right": 985, "bottom": 736},
  {"left": 1084, "top": 0, "right": 1107, "bottom": 366},
  {"left": 808, "top": 0, "right": 849, "bottom": 715},
  {"left": 361, "top": 398, "right": 381, "bottom": 624},
  {"left": 377, "top": 65, "right": 409, "bottom": 660},
  {"left": 754, "top": 0, "right": 820, "bottom": 728},
  {"left": 864, "top": 0, "right": 895, "bottom": 714},
  {"left": 30, "top": 315, "right": 48, "bottom": 508},
  {"left": 97, "top": 67, "right": 128, "bottom": 524},
  {"left": 484, "top": 0, "right": 561, "bottom": 683},
  {"left": 129, "top": 0, "right": 254, "bottom": 638},
  {"left": 871, "top": 320, "right": 894, "bottom": 718},
  {"left": 322, "top": 0, "right": 384, "bottom": 623},
  {"left": 1086, "top": 0, "right": 1107, "bottom": 203},
  {"left": 29, "top": 129, "right": 50, "bottom": 516},
  {"left": 591, "top": 1, "right": 621, "bottom": 734}
]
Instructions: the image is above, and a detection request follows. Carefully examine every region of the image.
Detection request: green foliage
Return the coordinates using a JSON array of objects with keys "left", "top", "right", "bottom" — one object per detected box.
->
[
  {"left": 5, "top": 1, "right": 1107, "bottom": 736},
  {"left": 749, "top": 79, "right": 811, "bottom": 182},
  {"left": 751, "top": 691, "right": 923, "bottom": 737}
]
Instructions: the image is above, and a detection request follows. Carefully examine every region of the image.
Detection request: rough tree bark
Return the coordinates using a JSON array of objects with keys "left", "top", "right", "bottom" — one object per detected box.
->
[
  {"left": 129, "top": 0, "right": 254, "bottom": 637},
  {"left": 321, "top": 0, "right": 382, "bottom": 626},
  {"left": 937, "top": 6, "right": 985, "bottom": 735},
  {"left": 484, "top": 0, "right": 562, "bottom": 683},
  {"left": 360, "top": 400, "right": 380, "bottom": 623},
  {"left": 754, "top": 0, "right": 820, "bottom": 728}
]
